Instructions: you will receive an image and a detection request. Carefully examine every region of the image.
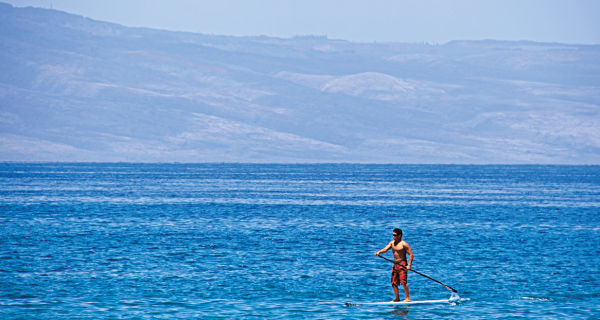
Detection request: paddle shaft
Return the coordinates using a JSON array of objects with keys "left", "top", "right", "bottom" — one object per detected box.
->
[{"left": 377, "top": 255, "right": 458, "bottom": 293}]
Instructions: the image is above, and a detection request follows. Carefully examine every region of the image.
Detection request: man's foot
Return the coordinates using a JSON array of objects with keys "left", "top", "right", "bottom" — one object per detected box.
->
[
  {"left": 403, "top": 298, "right": 411, "bottom": 302},
  {"left": 391, "top": 299, "right": 401, "bottom": 302}
]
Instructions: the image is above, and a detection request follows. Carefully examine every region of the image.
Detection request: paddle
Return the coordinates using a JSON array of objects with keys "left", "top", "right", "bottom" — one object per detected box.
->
[{"left": 377, "top": 255, "right": 458, "bottom": 293}]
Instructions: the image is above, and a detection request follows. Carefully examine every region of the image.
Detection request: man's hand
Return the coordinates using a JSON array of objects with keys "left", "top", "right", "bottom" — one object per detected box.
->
[
  {"left": 407, "top": 264, "right": 411, "bottom": 270},
  {"left": 374, "top": 252, "right": 380, "bottom": 256}
]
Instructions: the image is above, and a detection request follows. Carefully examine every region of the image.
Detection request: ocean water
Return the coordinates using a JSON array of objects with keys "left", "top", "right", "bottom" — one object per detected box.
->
[{"left": 0, "top": 163, "right": 599, "bottom": 319}]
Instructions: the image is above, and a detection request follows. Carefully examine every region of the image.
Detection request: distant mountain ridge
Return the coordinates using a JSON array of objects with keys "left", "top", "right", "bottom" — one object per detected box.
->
[{"left": 1, "top": 2, "right": 599, "bottom": 163}]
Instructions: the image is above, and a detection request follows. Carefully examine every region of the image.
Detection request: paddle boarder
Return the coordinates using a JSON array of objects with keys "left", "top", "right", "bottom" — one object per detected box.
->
[{"left": 374, "top": 228, "right": 414, "bottom": 302}]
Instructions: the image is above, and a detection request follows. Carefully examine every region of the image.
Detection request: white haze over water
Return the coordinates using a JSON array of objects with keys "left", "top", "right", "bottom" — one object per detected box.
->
[{"left": 4, "top": 0, "right": 600, "bottom": 44}]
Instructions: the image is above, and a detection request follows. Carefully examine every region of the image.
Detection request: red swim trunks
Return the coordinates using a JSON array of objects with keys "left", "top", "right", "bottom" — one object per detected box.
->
[{"left": 391, "top": 261, "right": 407, "bottom": 287}]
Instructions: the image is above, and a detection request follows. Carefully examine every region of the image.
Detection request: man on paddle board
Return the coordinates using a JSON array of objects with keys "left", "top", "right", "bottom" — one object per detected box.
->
[{"left": 375, "top": 228, "right": 414, "bottom": 302}]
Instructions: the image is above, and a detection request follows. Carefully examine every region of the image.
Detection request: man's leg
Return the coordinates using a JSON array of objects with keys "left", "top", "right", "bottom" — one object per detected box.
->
[
  {"left": 401, "top": 283, "right": 411, "bottom": 302},
  {"left": 392, "top": 285, "right": 400, "bottom": 302}
]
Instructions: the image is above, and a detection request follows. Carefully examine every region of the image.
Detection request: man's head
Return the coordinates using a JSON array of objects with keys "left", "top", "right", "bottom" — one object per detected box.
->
[{"left": 393, "top": 228, "right": 403, "bottom": 239}]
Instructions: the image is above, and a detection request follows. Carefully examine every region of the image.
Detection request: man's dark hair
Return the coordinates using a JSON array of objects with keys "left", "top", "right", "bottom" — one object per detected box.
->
[{"left": 393, "top": 228, "right": 403, "bottom": 237}]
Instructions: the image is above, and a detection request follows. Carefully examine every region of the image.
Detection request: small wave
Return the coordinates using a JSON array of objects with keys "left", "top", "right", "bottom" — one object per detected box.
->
[{"left": 517, "top": 297, "right": 551, "bottom": 301}]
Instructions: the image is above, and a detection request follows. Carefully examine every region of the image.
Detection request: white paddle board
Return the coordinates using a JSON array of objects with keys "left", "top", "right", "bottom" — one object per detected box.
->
[
  {"left": 361, "top": 299, "right": 450, "bottom": 305},
  {"left": 345, "top": 298, "right": 468, "bottom": 307}
]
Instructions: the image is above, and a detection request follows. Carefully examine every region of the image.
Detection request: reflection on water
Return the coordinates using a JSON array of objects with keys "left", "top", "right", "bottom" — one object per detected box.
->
[{"left": 391, "top": 309, "right": 410, "bottom": 317}]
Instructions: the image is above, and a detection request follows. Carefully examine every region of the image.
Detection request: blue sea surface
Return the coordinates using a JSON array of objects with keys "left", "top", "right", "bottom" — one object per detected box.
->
[{"left": 1, "top": 163, "right": 599, "bottom": 319}]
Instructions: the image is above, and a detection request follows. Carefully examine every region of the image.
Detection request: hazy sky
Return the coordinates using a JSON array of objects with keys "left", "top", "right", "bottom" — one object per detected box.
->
[{"left": 5, "top": 0, "right": 600, "bottom": 44}]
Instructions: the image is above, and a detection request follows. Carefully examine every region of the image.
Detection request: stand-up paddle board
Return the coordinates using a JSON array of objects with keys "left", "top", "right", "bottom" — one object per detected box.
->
[
  {"left": 345, "top": 298, "right": 468, "bottom": 307},
  {"left": 345, "top": 299, "right": 448, "bottom": 307},
  {"left": 363, "top": 299, "right": 450, "bottom": 305}
]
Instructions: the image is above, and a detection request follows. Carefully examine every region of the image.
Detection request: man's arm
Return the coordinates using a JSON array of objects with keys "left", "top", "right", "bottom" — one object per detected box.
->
[
  {"left": 404, "top": 242, "right": 414, "bottom": 270},
  {"left": 374, "top": 241, "right": 393, "bottom": 256}
]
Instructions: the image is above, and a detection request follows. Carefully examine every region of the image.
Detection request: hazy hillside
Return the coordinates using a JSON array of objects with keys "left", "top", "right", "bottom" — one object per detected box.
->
[{"left": 1, "top": 2, "right": 599, "bottom": 163}]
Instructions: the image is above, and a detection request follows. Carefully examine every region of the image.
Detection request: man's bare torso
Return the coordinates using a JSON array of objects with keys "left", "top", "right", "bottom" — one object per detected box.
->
[{"left": 390, "top": 240, "right": 408, "bottom": 263}]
